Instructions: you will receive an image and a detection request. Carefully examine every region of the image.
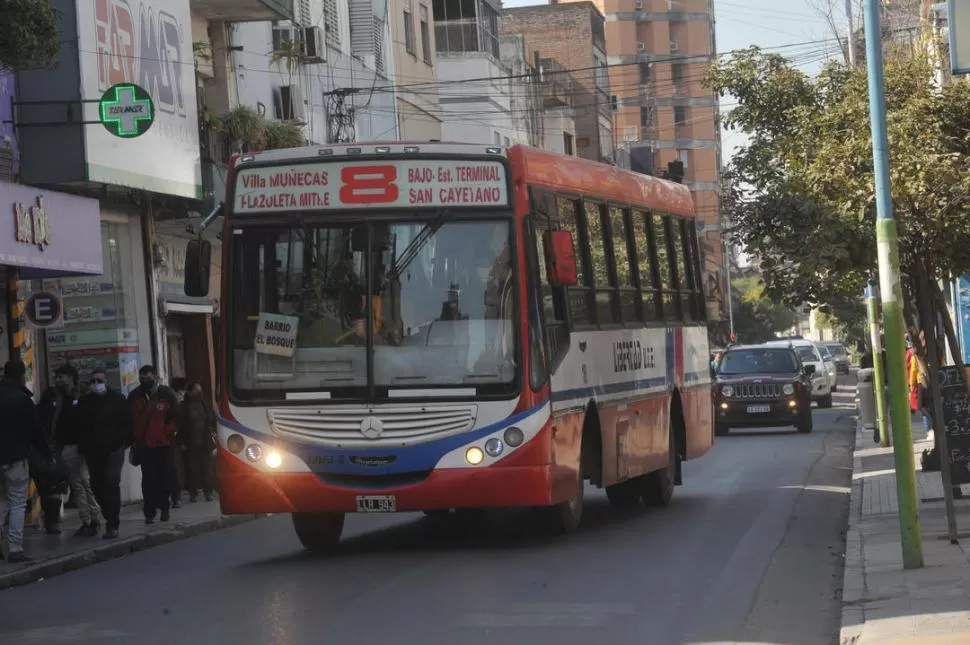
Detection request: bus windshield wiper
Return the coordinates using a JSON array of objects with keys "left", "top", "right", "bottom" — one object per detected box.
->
[{"left": 387, "top": 209, "right": 450, "bottom": 282}]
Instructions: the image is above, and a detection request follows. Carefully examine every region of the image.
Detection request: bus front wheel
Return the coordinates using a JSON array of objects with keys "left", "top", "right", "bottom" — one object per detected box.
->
[
  {"left": 292, "top": 512, "right": 345, "bottom": 554},
  {"left": 539, "top": 471, "right": 584, "bottom": 535}
]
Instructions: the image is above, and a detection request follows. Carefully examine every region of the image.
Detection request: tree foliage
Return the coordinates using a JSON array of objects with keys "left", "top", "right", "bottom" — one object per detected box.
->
[
  {"left": 707, "top": 47, "right": 970, "bottom": 327},
  {"left": 0, "top": 0, "right": 60, "bottom": 71},
  {"left": 211, "top": 106, "right": 306, "bottom": 161},
  {"left": 731, "top": 276, "right": 800, "bottom": 343}
]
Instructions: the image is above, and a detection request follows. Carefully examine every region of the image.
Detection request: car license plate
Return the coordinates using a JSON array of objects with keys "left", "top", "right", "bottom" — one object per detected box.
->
[
  {"left": 356, "top": 495, "right": 396, "bottom": 513},
  {"left": 747, "top": 405, "right": 770, "bottom": 414}
]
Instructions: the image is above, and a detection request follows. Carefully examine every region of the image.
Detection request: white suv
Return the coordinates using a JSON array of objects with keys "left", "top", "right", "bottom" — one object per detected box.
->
[{"left": 765, "top": 339, "right": 834, "bottom": 408}]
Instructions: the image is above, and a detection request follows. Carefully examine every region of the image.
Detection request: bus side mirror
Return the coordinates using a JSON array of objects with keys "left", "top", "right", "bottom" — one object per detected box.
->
[
  {"left": 544, "top": 230, "right": 578, "bottom": 287},
  {"left": 184, "top": 238, "right": 212, "bottom": 298}
]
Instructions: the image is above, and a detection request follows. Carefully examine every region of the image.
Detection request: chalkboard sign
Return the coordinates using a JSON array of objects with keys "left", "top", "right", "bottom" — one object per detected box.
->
[{"left": 937, "top": 365, "right": 970, "bottom": 486}]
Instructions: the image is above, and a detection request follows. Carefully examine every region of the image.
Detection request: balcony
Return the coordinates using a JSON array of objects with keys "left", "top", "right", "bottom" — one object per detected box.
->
[
  {"left": 539, "top": 58, "right": 572, "bottom": 109},
  {"left": 190, "top": 0, "right": 292, "bottom": 22}
]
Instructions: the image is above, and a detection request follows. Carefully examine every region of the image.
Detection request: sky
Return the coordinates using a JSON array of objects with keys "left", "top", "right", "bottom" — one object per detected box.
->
[{"left": 501, "top": 0, "right": 852, "bottom": 165}]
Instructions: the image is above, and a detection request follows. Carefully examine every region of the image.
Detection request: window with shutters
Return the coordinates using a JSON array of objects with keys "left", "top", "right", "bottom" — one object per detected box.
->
[
  {"left": 419, "top": 5, "right": 432, "bottom": 64},
  {"left": 374, "top": 17, "right": 385, "bottom": 75},
  {"left": 324, "top": 0, "right": 340, "bottom": 49},
  {"left": 403, "top": 0, "right": 415, "bottom": 55},
  {"left": 298, "top": 0, "right": 311, "bottom": 25}
]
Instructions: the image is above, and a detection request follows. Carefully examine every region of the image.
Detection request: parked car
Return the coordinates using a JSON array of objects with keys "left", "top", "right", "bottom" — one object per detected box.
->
[
  {"left": 822, "top": 342, "right": 851, "bottom": 374},
  {"left": 713, "top": 344, "right": 815, "bottom": 436},
  {"left": 815, "top": 343, "right": 839, "bottom": 393},
  {"left": 765, "top": 339, "right": 833, "bottom": 408}
]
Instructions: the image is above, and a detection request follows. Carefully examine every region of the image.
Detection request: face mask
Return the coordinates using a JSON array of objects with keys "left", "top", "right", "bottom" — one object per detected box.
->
[{"left": 92, "top": 383, "right": 107, "bottom": 395}]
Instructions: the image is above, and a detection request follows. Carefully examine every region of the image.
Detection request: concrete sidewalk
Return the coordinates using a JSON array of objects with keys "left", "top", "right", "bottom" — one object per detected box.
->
[
  {"left": 0, "top": 495, "right": 260, "bottom": 590},
  {"left": 840, "top": 421, "right": 970, "bottom": 644}
]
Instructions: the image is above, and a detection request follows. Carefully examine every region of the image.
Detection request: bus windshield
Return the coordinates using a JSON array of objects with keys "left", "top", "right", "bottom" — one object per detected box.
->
[{"left": 229, "top": 216, "right": 517, "bottom": 400}]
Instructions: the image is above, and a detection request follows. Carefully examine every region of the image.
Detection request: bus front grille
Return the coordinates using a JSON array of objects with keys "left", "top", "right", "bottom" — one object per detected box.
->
[{"left": 267, "top": 404, "right": 478, "bottom": 446}]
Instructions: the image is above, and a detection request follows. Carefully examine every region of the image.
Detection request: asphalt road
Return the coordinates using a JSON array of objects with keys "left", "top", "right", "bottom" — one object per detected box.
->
[{"left": 0, "top": 375, "right": 857, "bottom": 645}]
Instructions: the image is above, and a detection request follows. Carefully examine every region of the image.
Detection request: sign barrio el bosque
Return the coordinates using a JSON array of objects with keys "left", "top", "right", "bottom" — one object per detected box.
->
[{"left": 233, "top": 160, "right": 510, "bottom": 213}]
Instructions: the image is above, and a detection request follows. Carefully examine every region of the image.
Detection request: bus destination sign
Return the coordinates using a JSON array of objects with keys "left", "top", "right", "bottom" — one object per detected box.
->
[{"left": 233, "top": 159, "right": 509, "bottom": 213}]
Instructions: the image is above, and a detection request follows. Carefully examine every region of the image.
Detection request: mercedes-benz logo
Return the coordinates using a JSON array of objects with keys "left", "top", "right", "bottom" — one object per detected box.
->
[{"left": 359, "top": 416, "right": 384, "bottom": 440}]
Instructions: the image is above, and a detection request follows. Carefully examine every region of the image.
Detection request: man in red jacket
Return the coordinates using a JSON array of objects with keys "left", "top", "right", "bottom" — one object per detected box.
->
[{"left": 129, "top": 365, "right": 179, "bottom": 524}]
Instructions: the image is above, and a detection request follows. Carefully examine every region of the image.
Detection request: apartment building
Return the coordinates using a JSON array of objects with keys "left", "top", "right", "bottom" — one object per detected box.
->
[
  {"left": 390, "top": 0, "right": 443, "bottom": 140},
  {"left": 559, "top": 0, "right": 724, "bottom": 323},
  {"left": 500, "top": 2, "right": 614, "bottom": 162}
]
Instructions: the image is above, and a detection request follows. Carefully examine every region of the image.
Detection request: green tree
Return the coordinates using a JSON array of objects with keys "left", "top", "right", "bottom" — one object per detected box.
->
[
  {"left": 0, "top": 0, "right": 60, "bottom": 71},
  {"left": 707, "top": 47, "right": 970, "bottom": 337},
  {"left": 731, "top": 276, "right": 799, "bottom": 343}
]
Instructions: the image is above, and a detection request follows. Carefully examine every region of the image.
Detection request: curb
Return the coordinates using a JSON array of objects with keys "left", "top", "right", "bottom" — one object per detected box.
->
[
  {"left": 839, "top": 420, "right": 866, "bottom": 645},
  {"left": 0, "top": 514, "right": 261, "bottom": 591}
]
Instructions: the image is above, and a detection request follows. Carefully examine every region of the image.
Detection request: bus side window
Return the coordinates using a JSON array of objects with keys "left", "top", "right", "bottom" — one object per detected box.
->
[
  {"left": 583, "top": 200, "right": 619, "bottom": 326},
  {"left": 652, "top": 213, "right": 681, "bottom": 321},
  {"left": 686, "top": 225, "right": 707, "bottom": 321},
  {"left": 556, "top": 196, "right": 593, "bottom": 326},
  {"left": 631, "top": 210, "right": 661, "bottom": 322},
  {"left": 671, "top": 217, "right": 693, "bottom": 322},
  {"left": 609, "top": 206, "right": 640, "bottom": 324},
  {"left": 529, "top": 189, "right": 570, "bottom": 374}
]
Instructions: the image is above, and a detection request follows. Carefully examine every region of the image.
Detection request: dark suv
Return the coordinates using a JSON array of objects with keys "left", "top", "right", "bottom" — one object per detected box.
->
[{"left": 713, "top": 344, "right": 815, "bottom": 436}]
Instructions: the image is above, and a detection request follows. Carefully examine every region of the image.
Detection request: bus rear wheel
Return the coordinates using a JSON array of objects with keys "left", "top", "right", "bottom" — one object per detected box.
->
[
  {"left": 292, "top": 512, "right": 345, "bottom": 554},
  {"left": 641, "top": 419, "right": 679, "bottom": 507}
]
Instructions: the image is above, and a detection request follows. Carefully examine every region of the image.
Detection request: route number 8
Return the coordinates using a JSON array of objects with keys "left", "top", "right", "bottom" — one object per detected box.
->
[{"left": 340, "top": 165, "right": 400, "bottom": 204}]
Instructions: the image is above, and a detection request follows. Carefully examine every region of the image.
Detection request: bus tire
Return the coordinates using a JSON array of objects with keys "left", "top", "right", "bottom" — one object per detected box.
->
[
  {"left": 292, "top": 512, "right": 345, "bottom": 554},
  {"left": 539, "top": 470, "right": 584, "bottom": 535},
  {"left": 642, "top": 415, "right": 679, "bottom": 507},
  {"left": 605, "top": 479, "right": 640, "bottom": 510}
]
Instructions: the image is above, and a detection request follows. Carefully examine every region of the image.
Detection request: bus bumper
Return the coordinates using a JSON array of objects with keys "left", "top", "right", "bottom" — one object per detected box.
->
[{"left": 214, "top": 421, "right": 576, "bottom": 514}]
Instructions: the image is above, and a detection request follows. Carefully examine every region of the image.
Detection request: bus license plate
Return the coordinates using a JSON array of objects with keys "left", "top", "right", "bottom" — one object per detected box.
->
[
  {"left": 747, "top": 405, "right": 770, "bottom": 414},
  {"left": 356, "top": 495, "right": 397, "bottom": 513}
]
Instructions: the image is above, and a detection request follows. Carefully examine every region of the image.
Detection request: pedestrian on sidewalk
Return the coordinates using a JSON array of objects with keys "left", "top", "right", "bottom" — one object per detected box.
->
[
  {"left": 169, "top": 377, "right": 187, "bottom": 509},
  {"left": 129, "top": 365, "right": 179, "bottom": 525},
  {"left": 178, "top": 381, "right": 216, "bottom": 503},
  {"left": 38, "top": 364, "right": 102, "bottom": 536},
  {"left": 78, "top": 370, "right": 132, "bottom": 539},
  {"left": 0, "top": 360, "right": 49, "bottom": 563}
]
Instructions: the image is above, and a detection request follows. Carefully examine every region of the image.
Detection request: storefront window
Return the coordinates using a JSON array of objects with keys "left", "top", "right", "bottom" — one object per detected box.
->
[{"left": 42, "top": 221, "right": 142, "bottom": 394}]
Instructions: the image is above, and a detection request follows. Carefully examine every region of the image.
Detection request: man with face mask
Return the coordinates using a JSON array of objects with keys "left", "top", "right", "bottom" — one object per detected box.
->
[
  {"left": 38, "top": 364, "right": 101, "bottom": 536},
  {"left": 128, "top": 365, "right": 179, "bottom": 524},
  {"left": 78, "top": 370, "right": 132, "bottom": 539}
]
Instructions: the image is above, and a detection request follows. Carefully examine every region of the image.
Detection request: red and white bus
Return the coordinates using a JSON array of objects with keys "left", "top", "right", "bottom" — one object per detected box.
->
[{"left": 183, "top": 142, "right": 713, "bottom": 552}]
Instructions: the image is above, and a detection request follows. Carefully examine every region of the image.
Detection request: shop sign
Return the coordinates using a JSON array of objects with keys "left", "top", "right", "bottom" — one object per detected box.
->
[
  {"left": 0, "top": 182, "right": 102, "bottom": 277},
  {"left": 79, "top": 0, "right": 200, "bottom": 198}
]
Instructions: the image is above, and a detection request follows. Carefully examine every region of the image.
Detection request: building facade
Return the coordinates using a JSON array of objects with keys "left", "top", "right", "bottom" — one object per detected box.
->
[
  {"left": 501, "top": 2, "right": 614, "bottom": 162},
  {"left": 390, "top": 0, "right": 443, "bottom": 140},
  {"left": 434, "top": 0, "right": 521, "bottom": 146}
]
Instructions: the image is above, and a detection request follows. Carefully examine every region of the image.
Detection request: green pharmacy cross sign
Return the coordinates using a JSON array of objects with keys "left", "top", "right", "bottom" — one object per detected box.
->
[{"left": 99, "top": 83, "right": 155, "bottom": 138}]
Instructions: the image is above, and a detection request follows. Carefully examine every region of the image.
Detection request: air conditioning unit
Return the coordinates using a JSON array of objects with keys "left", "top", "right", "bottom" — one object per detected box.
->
[
  {"left": 278, "top": 84, "right": 306, "bottom": 122},
  {"left": 637, "top": 41, "right": 646, "bottom": 52},
  {"left": 634, "top": 0, "right": 643, "bottom": 8},
  {"left": 302, "top": 25, "right": 326, "bottom": 63},
  {"left": 670, "top": 41, "right": 679, "bottom": 52},
  {"left": 272, "top": 24, "right": 301, "bottom": 54}
]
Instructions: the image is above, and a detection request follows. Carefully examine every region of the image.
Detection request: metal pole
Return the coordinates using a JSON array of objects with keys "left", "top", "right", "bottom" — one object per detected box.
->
[
  {"left": 725, "top": 239, "right": 735, "bottom": 340},
  {"left": 867, "top": 283, "right": 890, "bottom": 447},
  {"left": 863, "top": 0, "right": 923, "bottom": 569},
  {"left": 846, "top": 0, "right": 856, "bottom": 67}
]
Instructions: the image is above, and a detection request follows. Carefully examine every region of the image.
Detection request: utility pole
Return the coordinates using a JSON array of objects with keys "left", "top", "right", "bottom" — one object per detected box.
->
[
  {"left": 862, "top": 0, "right": 923, "bottom": 569},
  {"left": 866, "top": 283, "right": 890, "bottom": 447},
  {"left": 846, "top": 0, "right": 856, "bottom": 67}
]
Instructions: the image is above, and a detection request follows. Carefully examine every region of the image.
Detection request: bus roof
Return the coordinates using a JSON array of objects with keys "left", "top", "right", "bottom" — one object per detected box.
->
[
  {"left": 509, "top": 146, "right": 695, "bottom": 218},
  {"left": 233, "top": 141, "right": 509, "bottom": 166}
]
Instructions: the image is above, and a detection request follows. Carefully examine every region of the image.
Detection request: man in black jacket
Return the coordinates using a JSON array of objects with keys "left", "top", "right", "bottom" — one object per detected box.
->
[
  {"left": 79, "top": 369, "right": 132, "bottom": 539},
  {"left": 0, "top": 360, "right": 47, "bottom": 563}
]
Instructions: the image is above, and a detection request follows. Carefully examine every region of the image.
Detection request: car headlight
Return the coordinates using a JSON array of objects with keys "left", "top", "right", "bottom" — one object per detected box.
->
[
  {"left": 782, "top": 384, "right": 795, "bottom": 395},
  {"left": 721, "top": 385, "right": 734, "bottom": 397}
]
